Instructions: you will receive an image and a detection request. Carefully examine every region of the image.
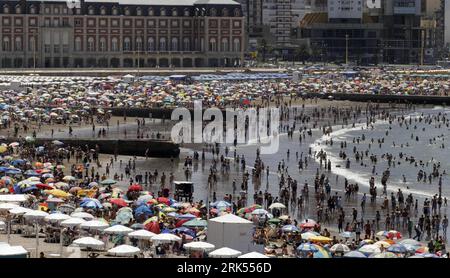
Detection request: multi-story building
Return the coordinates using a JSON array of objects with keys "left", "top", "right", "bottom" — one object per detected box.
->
[
  {"left": 0, "top": 0, "right": 245, "bottom": 68},
  {"left": 445, "top": 0, "right": 450, "bottom": 46}
]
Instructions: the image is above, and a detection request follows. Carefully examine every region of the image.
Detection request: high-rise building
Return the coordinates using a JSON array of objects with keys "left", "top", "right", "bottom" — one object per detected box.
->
[{"left": 445, "top": 0, "right": 450, "bottom": 46}]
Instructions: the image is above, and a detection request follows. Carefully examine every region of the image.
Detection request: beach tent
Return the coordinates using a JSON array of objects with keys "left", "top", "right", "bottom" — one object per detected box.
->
[{"left": 207, "top": 214, "right": 254, "bottom": 253}]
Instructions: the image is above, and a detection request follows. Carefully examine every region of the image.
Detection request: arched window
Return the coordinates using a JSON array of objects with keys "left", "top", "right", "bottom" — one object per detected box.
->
[
  {"left": 29, "top": 36, "right": 36, "bottom": 51},
  {"left": 159, "top": 37, "right": 166, "bottom": 51},
  {"left": 222, "top": 8, "right": 229, "bottom": 16},
  {"left": 234, "top": 8, "right": 241, "bottom": 17},
  {"left": 87, "top": 37, "right": 95, "bottom": 51},
  {"left": 210, "top": 8, "right": 217, "bottom": 17},
  {"left": 171, "top": 37, "right": 178, "bottom": 51},
  {"left": 148, "top": 8, "right": 154, "bottom": 16},
  {"left": 160, "top": 8, "right": 166, "bottom": 16},
  {"left": 15, "top": 36, "right": 22, "bottom": 51},
  {"left": 74, "top": 37, "right": 82, "bottom": 51},
  {"left": 221, "top": 38, "right": 229, "bottom": 52},
  {"left": 209, "top": 38, "right": 217, "bottom": 52},
  {"left": 233, "top": 38, "right": 241, "bottom": 52},
  {"left": 100, "top": 6, "right": 106, "bottom": 15},
  {"left": 112, "top": 6, "right": 118, "bottom": 15},
  {"left": 30, "top": 5, "right": 36, "bottom": 14},
  {"left": 136, "top": 37, "right": 142, "bottom": 51},
  {"left": 2, "top": 37, "right": 10, "bottom": 51},
  {"left": 99, "top": 37, "right": 106, "bottom": 51},
  {"left": 147, "top": 37, "right": 155, "bottom": 51},
  {"left": 184, "top": 8, "right": 189, "bottom": 17},
  {"left": 123, "top": 37, "right": 131, "bottom": 51},
  {"left": 88, "top": 6, "right": 94, "bottom": 15},
  {"left": 3, "top": 4, "right": 9, "bottom": 14},
  {"left": 183, "top": 37, "right": 190, "bottom": 51},
  {"left": 15, "top": 4, "right": 21, "bottom": 14},
  {"left": 124, "top": 7, "right": 130, "bottom": 16},
  {"left": 111, "top": 37, "right": 118, "bottom": 51},
  {"left": 136, "top": 7, "right": 142, "bottom": 16},
  {"left": 172, "top": 8, "right": 178, "bottom": 16}
]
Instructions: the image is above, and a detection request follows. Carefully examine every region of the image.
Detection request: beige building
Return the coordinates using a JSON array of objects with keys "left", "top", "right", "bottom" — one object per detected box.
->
[{"left": 0, "top": 0, "right": 245, "bottom": 68}]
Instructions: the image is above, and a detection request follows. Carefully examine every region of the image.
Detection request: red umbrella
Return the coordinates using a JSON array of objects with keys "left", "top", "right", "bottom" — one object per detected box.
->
[
  {"left": 175, "top": 219, "right": 189, "bottom": 227},
  {"left": 157, "top": 197, "right": 170, "bottom": 205},
  {"left": 128, "top": 184, "right": 143, "bottom": 192},
  {"left": 300, "top": 219, "right": 317, "bottom": 229},
  {"left": 36, "top": 183, "right": 54, "bottom": 190},
  {"left": 110, "top": 198, "right": 128, "bottom": 207},
  {"left": 145, "top": 221, "right": 160, "bottom": 234}
]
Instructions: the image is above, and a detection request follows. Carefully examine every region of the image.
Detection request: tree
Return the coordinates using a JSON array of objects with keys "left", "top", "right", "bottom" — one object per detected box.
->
[
  {"left": 295, "top": 44, "right": 310, "bottom": 64},
  {"left": 258, "top": 39, "right": 272, "bottom": 63}
]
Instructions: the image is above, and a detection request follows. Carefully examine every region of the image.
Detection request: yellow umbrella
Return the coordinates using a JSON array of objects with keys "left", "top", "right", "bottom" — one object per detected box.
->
[
  {"left": 374, "top": 241, "right": 391, "bottom": 248},
  {"left": 309, "top": 235, "right": 333, "bottom": 243},
  {"left": 0, "top": 145, "right": 7, "bottom": 153},
  {"left": 44, "top": 189, "right": 71, "bottom": 198}
]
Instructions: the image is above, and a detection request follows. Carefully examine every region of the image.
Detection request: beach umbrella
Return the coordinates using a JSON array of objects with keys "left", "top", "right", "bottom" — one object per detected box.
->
[
  {"left": 137, "top": 195, "right": 153, "bottom": 203},
  {"left": 60, "top": 217, "right": 86, "bottom": 227},
  {"left": 301, "top": 231, "right": 320, "bottom": 240},
  {"left": 62, "top": 175, "right": 76, "bottom": 181},
  {"left": 177, "top": 213, "right": 197, "bottom": 220},
  {"left": 24, "top": 210, "right": 49, "bottom": 220},
  {"left": 100, "top": 179, "right": 117, "bottom": 185},
  {"left": 44, "top": 189, "right": 71, "bottom": 198},
  {"left": 128, "top": 229, "right": 156, "bottom": 240},
  {"left": 268, "top": 202, "right": 286, "bottom": 209},
  {"left": 343, "top": 251, "right": 367, "bottom": 258},
  {"left": 300, "top": 219, "right": 317, "bottom": 229},
  {"left": 9, "top": 207, "right": 33, "bottom": 215},
  {"left": 408, "top": 255, "right": 425, "bottom": 258},
  {"left": 210, "top": 200, "right": 232, "bottom": 209},
  {"left": 297, "top": 243, "right": 319, "bottom": 252},
  {"left": 238, "top": 251, "right": 269, "bottom": 258},
  {"left": 0, "top": 203, "right": 19, "bottom": 211},
  {"left": 52, "top": 140, "right": 64, "bottom": 146},
  {"left": 134, "top": 205, "right": 152, "bottom": 217},
  {"left": 339, "top": 231, "right": 354, "bottom": 238},
  {"left": 182, "top": 218, "right": 208, "bottom": 228},
  {"left": 359, "top": 244, "right": 381, "bottom": 256},
  {"left": 374, "top": 240, "right": 392, "bottom": 248},
  {"left": 130, "top": 223, "right": 145, "bottom": 230},
  {"left": 313, "top": 246, "right": 332, "bottom": 258},
  {"left": 281, "top": 224, "right": 300, "bottom": 233},
  {"left": 251, "top": 208, "right": 269, "bottom": 215},
  {"left": 399, "top": 239, "right": 421, "bottom": 246},
  {"left": 209, "top": 247, "right": 242, "bottom": 258},
  {"left": 45, "top": 213, "right": 71, "bottom": 223},
  {"left": 387, "top": 244, "right": 408, "bottom": 254},
  {"left": 151, "top": 233, "right": 181, "bottom": 243},
  {"left": 183, "top": 241, "right": 215, "bottom": 252},
  {"left": 110, "top": 198, "right": 128, "bottom": 207},
  {"left": 309, "top": 235, "right": 332, "bottom": 244},
  {"left": 104, "top": 224, "right": 133, "bottom": 235},
  {"left": 267, "top": 218, "right": 281, "bottom": 224},
  {"left": 370, "top": 252, "right": 398, "bottom": 258},
  {"left": 144, "top": 221, "right": 160, "bottom": 234},
  {"left": 73, "top": 237, "right": 105, "bottom": 249},
  {"left": 80, "top": 198, "right": 103, "bottom": 209},
  {"left": 127, "top": 184, "right": 143, "bottom": 192},
  {"left": 107, "top": 244, "right": 140, "bottom": 257},
  {"left": 171, "top": 227, "right": 196, "bottom": 237},
  {"left": 330, "top": 243, "right": 350, "bottom": 253},
  {"left": 80, "top": 219, "right": 109, "bottom": 230},
  {"left": 71, "top": 212, "right": 95, "bottom": 220}
]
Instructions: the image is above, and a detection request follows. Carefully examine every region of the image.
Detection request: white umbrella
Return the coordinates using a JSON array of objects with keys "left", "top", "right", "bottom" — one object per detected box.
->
[
  {"left": 183, "top": 241, "right": 215, "bottom": 252},
  {"left": 73, "top": 237, "right": 105, "bottom": 249},
  {"left": 80, "top": 220, "right": 110, "bottom": 230},
  {"left": 359, "top": 244, "right": 381, "bottom": 255},
  {"left": 238, "top": 251, "right": 269, "bottom": 258},
  {"left": 330, "top": 243, "right": 351, "bottom": 253},
  {"left": 151, "top": 233, "right": 182, "bottom": 243},
  {"left": 9, "top": 207, "right": 33, "bottom": 215},
  {"left": 127, "top": 229, "right": 156, "bottom": 240},
  {"left": 0, "top": 220, "right": 5, "bottom": 230},
  {"left": 24, "top": 210, "right": 49, "bottom": 220},
  {"left": 103, "top": 225, "right": 133, "bottom": 235},
  {"left": 0, "top": 203, "right": 20, "bottom": 211},
  {"left": 251, "top": 209, "right": 269, "bottom": 215},
  {"left": 70, "top": 212, "right": 95, "bottom": 220},
  {"left": 60, "top": 217, "right": 86, "bottom": 227},
  {"left": 107, "top": 244, "right": 140, "bottom": 257},
  {"left": 45, "top": 213, "right": 71, "bottom": 223},
  {"left": 268, "top": 202, "right": 286, "bottom": 209},
  {"left": 209, "top": 247, "right": 242, "bottom": 258}
]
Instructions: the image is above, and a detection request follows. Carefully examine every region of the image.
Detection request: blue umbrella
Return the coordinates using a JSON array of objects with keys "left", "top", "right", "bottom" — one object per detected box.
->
[
  {"left": 11, "top": 159, "right": 26, "bottom": 166},
  {"left": 24, "top": 170, "right": 41, "bottom": 177},
  {"left": 167, "top": 212, "right": 179, "bottom": 218},
  {"left": 21, "top": 186, "right": 38, "bottom": 193},
  {"left": 297, "top": 243, "right": 319, "bottom": 252},
  {"left": 5, "top": 168, "right": 22, "bottom": 175},
  {"left": 211, "top": 200, "right": 232, "bottom": 209},
  {"left": 282, "top": 224, "right": 300, "bottom": 233},
  {"left": 177, "top": 213, "right": 196, "bottom": 220},
  {"left": 387, "top": 244, "right": 408, "bottom": 254},
  {"left": 343, "top": 251, "right": 367, "bottom": 258},
  {"left": 171, "top": 227, "right": 196, "bottom": 237},
  {"left": 80, "top": 198, "right": 103, "bottom": 209},
  {"left": 134, "top": 205, "right": 153, "bottom": 217}
]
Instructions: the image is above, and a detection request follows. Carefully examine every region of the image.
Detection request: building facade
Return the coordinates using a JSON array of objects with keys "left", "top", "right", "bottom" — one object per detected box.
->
[
  {"left": 0, "top": 0, "right": 245, "bottom": 68},
  {"left": 445, "top": 0, "right": 450, "bottom": 46}
]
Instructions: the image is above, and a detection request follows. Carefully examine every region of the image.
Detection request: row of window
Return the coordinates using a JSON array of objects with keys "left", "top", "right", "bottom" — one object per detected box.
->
[
  {"left": 2, "top": 4, "right": 241, "bottom": 17},
  {"left": 73, "top": 37, "right": 241, "bottom": 52},
  {"left": 0, "top": 36, "right": 242, "bottom": 53}
]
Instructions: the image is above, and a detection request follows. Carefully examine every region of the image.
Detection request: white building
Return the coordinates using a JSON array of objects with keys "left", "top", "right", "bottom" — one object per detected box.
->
[{"left": 328, "top": 0, "right": 363, "bottom": 19}]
